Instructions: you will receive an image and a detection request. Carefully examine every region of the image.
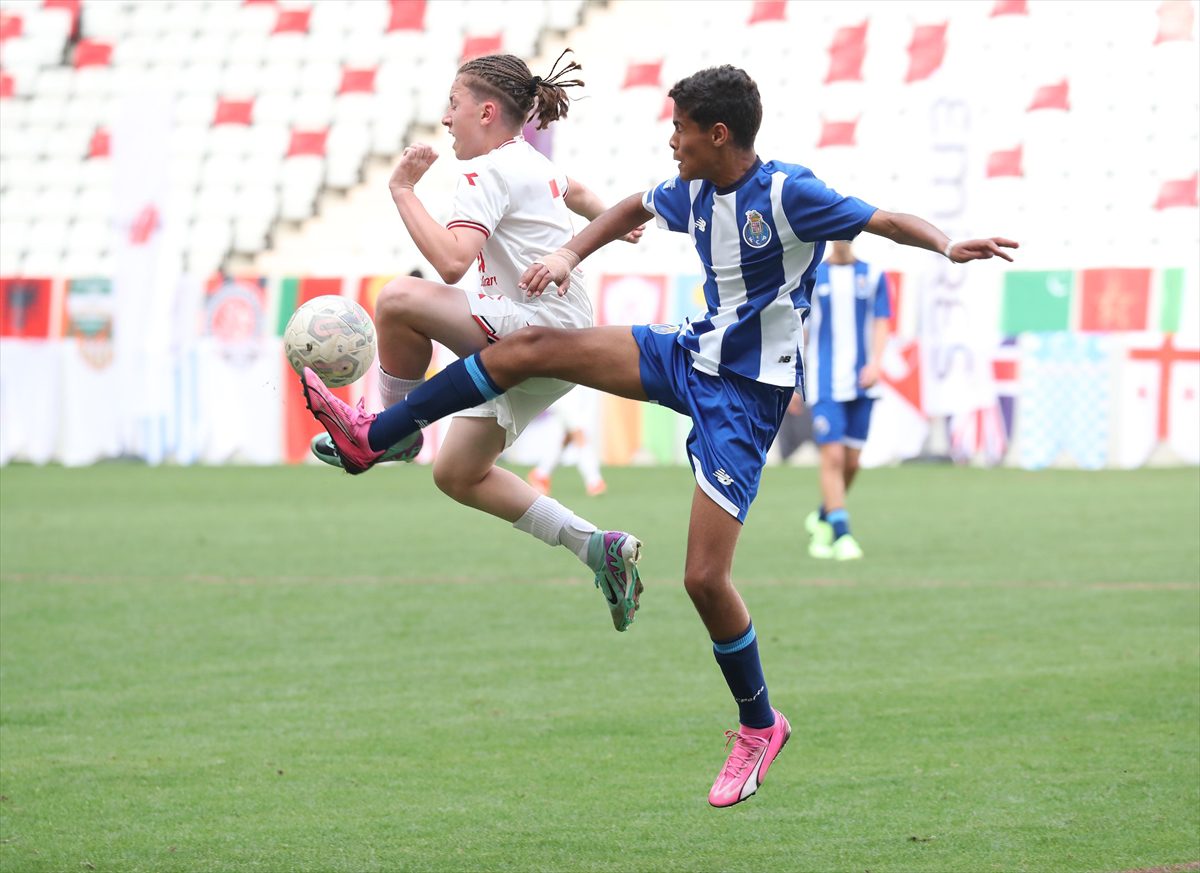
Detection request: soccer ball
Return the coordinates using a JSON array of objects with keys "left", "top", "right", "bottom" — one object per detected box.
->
[{"left": 283, "top": 295, "right": 377, "bottom": 387}]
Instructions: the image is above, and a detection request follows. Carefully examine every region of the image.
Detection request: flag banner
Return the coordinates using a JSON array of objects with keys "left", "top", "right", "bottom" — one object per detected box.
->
[
  {"left": 1015, "top": 333, "right": 1113, "bottom": 470},
  {"left": 196, "top": 275, "right": 284, "bottom": 464},
  {"left": 597, "top": 274, "right": 667, "bottom": 327},
  {"left": 601, "top": 394, "right": 643, "bottom": 466},
  {"left": 1159, "top": 268, "right": 1185, "bottom": 333},
  {"left": 1078, "top": 268, "right": 1152, "bottom": 332},
  {"left": 0, "top": 278, "right": 55, "bottom": 339},
  {"left": 0, "top": 340, "right": 63, "bottom": 465},
  {"left": 1118, "top": 332, "right": 1200, "bottom": 466},
  {"left": 993, "top": 337, "right": 1020, "bottom": 442},
  {"left": 112, "top": 91, "right": 178, "bottom": 464},
  {"left": 670, "top": 275, "right": 705, "bottom": 326},
  {"left": 640, "top": 402, "right": 687, "bottom": 465},
  {"left": 1001, "top": 270, "right": 1073, "bottom": 334},
  {"left": 57, "top": 277, "right": 123, "bottom": 466},
  {"left": 861, "top": 339, "right": 929, "bottom": 468},
  {"left": 918, "top": 269, "right": 999, "bottom": 418},
  {"left": 281, "top": 277, "right": 352, "bottom": 464},
  {"left": 1, "top": 264, "right": 1197, "bottom": 470}
]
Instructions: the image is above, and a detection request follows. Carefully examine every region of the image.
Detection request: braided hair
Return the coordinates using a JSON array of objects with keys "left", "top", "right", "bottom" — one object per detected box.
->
[{"left": 457, "top": 48, "right": 584, "bottom": 130}]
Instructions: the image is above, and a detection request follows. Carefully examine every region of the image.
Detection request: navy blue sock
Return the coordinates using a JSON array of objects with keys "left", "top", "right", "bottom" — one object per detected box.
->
[
  {"left": 712, "top": 623, "right": 774, "bottom": 729},
  {"left": 827, "top": 508, "right": 850, "bottom": 540},
  {"left": 818, "top": 504, "right": 827, "bottom": 521},
  {"left": 367, "top": 353, "right": 504, "bottom": 451}
]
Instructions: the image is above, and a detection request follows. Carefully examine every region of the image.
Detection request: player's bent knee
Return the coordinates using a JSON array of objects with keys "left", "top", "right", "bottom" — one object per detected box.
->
[
  {"left": 431, "top": 460, "right": 474, "bottom": 502},
  {"left": 375, "top": 277, "right": 422, "bottom": 326}
]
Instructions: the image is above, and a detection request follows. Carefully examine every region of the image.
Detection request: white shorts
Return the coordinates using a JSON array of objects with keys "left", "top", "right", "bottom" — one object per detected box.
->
[{"left": 456, "top": 290, "right": 590, "bottom": 446}]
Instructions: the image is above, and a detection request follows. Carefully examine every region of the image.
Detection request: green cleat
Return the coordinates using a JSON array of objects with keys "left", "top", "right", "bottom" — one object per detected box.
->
[
  {"left": 808, "top": 516, "right": 834, "bottom": 559},
  {"left": 588, "top": 530, "right": 644, "bottom": 632},
  {"left": 804, "top": 510, "right": 822, "bottom": 536},
  {"left": 831, "top": 534, "right": 864, "bottom": 561},
  {"left": 310, "top": 432, "right": 422, "bottom": 468}
]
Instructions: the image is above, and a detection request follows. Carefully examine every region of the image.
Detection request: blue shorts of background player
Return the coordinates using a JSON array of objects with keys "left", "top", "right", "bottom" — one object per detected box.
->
[
  {"left": 633, "top": 324, "right": 792, "bottom": 523},
  {"left": 811, "top": 397, "right": 876, "bottom": 449}
]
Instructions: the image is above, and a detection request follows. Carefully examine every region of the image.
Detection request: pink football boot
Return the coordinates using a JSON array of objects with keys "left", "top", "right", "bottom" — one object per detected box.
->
[{"left": 708, "top": 708, "right": 791, "bottom": 807}]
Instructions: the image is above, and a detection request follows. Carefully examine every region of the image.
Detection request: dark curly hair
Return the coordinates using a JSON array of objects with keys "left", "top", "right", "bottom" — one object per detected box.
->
[
  {"left": 457, "top": 49, "right": 584, "bottom": 131},
  {"left": 668, "top": 65, "right": 762, "bottom": 150}
]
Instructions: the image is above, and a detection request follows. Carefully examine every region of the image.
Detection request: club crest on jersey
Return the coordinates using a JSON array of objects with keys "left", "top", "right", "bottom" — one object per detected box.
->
[{"left": 742, "top": 209, "right": 772, "bottom": 248}]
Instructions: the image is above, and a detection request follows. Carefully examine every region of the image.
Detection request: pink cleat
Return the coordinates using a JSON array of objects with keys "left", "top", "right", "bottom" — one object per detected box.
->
[
  {"left": 708, "top": 708, "right": 791, "bottom": 808},
  {"left": 299, "top": 367, "right": 388, "bottom": 475}
]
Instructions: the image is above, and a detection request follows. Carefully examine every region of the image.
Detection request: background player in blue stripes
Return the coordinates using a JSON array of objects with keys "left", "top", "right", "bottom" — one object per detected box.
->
[
  {"left": 803, "top": 239, "right": 891, "bottom": 561},
  {"left": 301, "top": 65, "right": 1018, "bottom": 807}
]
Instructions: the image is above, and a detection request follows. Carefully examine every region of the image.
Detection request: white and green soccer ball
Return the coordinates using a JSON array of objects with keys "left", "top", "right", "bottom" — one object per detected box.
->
[{"left": 283, "top": 295, "right": 377, "bottom": 388}]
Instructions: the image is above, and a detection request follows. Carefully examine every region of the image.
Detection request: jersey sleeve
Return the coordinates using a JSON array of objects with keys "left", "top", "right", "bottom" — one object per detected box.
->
[
  {"left": 446, "top": 159, "right": 509, "bottom": 239},
  {"left": 874, "top": 271, "right": 892, "bottom": 319},
  {"left": 781, "top": 169, "right": 877, "bottom": 243},
  {"left": 641, "top": 176, "right": 691, "bottom": 234}
]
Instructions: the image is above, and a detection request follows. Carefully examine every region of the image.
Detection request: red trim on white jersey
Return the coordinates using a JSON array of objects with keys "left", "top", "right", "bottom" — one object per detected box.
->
[
  {"left": 472, "top": 309, "right": 500, "bottom": 343},
  {"left": 448, "top": 219, "right": 490, "bottom": 238}
]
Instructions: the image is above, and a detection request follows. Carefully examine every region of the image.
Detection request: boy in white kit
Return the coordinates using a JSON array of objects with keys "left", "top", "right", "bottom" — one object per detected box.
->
[{"left": 311, "top": 51, "right": 645, "bottom": 631}]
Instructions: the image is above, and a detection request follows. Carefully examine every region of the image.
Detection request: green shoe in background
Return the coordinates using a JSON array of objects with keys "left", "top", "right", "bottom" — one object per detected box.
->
[
  {"left": 832, "top": 533, "right": 864, "bottom": 561},
  {"left": 808, "top": 517, "right": 834, "bottom": 558}
]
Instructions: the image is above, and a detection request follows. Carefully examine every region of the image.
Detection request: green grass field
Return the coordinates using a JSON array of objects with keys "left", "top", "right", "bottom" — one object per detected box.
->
[{"left": 1, "top": 463, "right": 1197, "bottom": 873}]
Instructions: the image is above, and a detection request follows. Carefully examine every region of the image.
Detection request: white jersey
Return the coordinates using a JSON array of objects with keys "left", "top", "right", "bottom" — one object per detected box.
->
[{"left": 446, "top": 136, "right": 591, "bottom": 330}]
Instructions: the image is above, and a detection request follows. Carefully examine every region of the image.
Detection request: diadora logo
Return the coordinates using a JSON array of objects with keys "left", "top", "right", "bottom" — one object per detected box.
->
[
  {"left": 464, "top": 172, "right": 479, "bottom": 186},
  {"left": 714, "top": 468, "right": 734, "bottom": 486},
  {"left": 693, "top": 217, "right": 707, "bottom": 232}
]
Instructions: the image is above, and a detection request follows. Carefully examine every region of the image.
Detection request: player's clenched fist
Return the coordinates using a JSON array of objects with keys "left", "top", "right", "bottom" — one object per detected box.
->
[
  {"left": 390, "top": 144, "right": 439, "bottom": 191},
  {"left": 520, "top": 247, "right": 581, "bottom": 297}
]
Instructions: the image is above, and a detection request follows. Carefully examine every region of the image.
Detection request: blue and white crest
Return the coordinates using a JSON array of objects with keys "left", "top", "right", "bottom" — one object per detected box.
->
[{"left": 742, "top": 209, "right": 772, "bottom": 248}]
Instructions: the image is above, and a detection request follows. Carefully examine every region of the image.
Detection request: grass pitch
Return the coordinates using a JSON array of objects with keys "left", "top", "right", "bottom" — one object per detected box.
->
[{"left": 1, "top": 462, "right": 1197, "bottom": 872}]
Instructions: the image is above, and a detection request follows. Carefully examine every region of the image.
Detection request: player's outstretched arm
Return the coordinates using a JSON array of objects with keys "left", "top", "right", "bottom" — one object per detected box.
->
[
  {"left": 520, "top": 193, "right": 653, "bottom": 297},
  {"left": 564, "top": 177, "right": 645, "bottom": 245},
  {"left": 865, "top": 209, "right": 1019, "bottom": 263}
]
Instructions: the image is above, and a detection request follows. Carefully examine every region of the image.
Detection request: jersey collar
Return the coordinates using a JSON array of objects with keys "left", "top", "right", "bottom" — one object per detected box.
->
[{"left": 714, "top": 157, "right": 763, "bottom": 195}]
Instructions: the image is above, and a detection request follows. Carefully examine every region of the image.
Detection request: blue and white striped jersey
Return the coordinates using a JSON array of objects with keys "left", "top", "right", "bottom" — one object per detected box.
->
[
  {"left": 642, "top": 159, "right": 876, "bottom": 387},
  {"left": 804, "top": 260, "right": 892, "bottom": 403}
]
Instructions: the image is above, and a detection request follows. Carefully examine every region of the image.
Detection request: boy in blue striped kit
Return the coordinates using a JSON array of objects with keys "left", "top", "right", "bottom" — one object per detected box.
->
[
  {"left": 804, "top": 240, "right": 892, "bottom": 560},
  {"left": 301, "top": 65, "right": 1017, "bottom": 807}
]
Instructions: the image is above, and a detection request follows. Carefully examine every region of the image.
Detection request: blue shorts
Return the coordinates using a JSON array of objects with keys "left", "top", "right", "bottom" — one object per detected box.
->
[
  {"left": 632, "top": 325, "right": 792, "bottom": 522},
  {"left": 811, "top": 397, "right": 875, "bottom": 448}
]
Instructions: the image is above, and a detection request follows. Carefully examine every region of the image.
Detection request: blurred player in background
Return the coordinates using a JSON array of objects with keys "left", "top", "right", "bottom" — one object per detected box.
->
[
  {"left": 803, "top": 240, "right": 891, "bottom": 561},
  {"left": 301, "top": 65, "right": 1017, "bottom": 807},
  {"left": 526, "top": 386, "right": 607, "bottom": 497},
  {"left": 311, "top": 50, "right": 645, "bottom": 632}
]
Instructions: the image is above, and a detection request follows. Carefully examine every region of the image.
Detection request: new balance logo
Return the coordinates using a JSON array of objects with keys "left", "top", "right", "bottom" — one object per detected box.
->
[
  {"left": 693, "top": 217, "right": 707, "bottom": 232},
  {"left": 714, "top": 468, "right": 734, "bottom": 486}
]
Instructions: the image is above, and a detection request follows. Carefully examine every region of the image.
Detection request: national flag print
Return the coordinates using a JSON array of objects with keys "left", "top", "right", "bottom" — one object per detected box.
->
[
  {"left": 1078, "top": 268, "right": 1151, "bottom": 332},
  {"left": 1001, "top": 271, "right": 1072, "bottom": 334}
]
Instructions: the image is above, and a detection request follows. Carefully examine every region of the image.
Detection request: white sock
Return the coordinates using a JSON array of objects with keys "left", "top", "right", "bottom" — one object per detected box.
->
[
  {"left": 513, "top": 497, "right": 597, "bottom": 566},
  {"left": 379, "top": 368, "right": 426, "bottom": 407}
]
